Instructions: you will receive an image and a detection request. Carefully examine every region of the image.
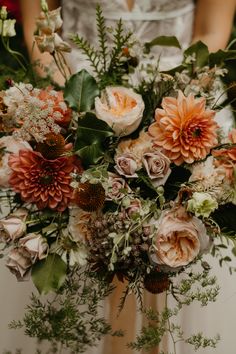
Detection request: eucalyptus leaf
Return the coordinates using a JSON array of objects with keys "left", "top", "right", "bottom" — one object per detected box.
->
[
  {"left": 64, "top": 69, "right": 99, "bottom": 112},
  {"left": 184, "top": 41, "right": 209, "bottom": 68},
  {"left": 32, "top": 254, "right": 67, "bottom": 294},
  {"left": 144, "top": 36, "right": 181, "bottom": 54}
]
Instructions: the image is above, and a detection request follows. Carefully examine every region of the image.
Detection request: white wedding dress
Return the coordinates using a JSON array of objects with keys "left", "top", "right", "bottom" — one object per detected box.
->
[{"left": 1, "top": 1, "right": 235, "bottom": 354}]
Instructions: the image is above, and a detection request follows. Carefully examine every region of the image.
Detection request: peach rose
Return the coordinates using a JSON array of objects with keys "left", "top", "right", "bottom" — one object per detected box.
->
[
  {"left": 68, "top": 207, "right": 99, "bottom": 242},
  {"left": 151, "top": 207, "right": 210, "bottom": 268},
  {"left": 95, "top": 86, "right": 144, "bottom": 136},
  {"left": 0, "top": 136, "right": 32, "bottom": 187}
]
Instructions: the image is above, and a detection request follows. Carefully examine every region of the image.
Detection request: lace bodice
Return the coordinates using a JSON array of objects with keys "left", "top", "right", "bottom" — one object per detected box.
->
[{"left": 62, "top": 0, "right": 195, "bottom": 72}]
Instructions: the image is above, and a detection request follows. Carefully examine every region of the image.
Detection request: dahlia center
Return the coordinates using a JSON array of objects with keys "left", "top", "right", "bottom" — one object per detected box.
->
[
  {"left": 192, "top": 127, "right": 202, "bottom": 138},
  {"left": 39, "top": 174, "right": 54, "bottom": 185}
]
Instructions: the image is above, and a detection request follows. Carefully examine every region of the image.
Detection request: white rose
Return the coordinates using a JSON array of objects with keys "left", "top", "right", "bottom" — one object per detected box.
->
[
  {"left": 0, "top": 136, "right": 32, "bottom": 187},
  {"left": 19, "top": 233, "right": 49, "bottom": 262},
  {"left": 95, "top": 86, "right": 144, "bottom": 136},
  {"left": 36, "top": 7, "right": 63, "bottom": 34}
]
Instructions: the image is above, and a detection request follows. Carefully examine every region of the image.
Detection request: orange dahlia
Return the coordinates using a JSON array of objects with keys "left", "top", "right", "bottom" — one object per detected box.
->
[
  {"left": 9, "top": 150, "right": 75, "bottom": 211},
  {"left": 148, "top": 91, "right": 218, "bottom": 165}
]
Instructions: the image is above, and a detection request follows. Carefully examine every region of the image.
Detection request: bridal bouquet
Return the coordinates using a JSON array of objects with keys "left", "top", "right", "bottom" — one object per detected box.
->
[{"left": 1, "top": 2, "right": 236, "bottom": 353}]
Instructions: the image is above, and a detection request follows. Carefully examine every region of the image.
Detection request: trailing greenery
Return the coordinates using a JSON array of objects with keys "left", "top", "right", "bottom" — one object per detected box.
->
[
  {"left": 9, "top": 268, "right": 120, "bottom": 354},
  {"left": 129, "top": 264, "right": 220, "bottom": 353}
]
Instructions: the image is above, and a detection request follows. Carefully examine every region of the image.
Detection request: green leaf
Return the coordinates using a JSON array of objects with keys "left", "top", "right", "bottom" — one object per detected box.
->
[
  {"left": 184, "top": 41, "right": 209, "bottom": 68},
  {"left": 64, "top": 69, "right": 99, "bottom": 112},
  {"left": 32, "top": 254, "right": 67, "bottom": 294},
  {"left": 144, "top": 36, "right": 181, "bottom": 54},
  {"left": 75, "top": 112, "right": 114, "bottom": 167},
  {"left": 209, "top": 49, "right": 236, "bottom": 67}
]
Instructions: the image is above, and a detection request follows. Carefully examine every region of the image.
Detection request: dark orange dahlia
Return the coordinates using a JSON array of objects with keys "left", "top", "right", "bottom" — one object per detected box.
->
[{"left": 9, "top": 150, "right": 75, "bottom": 211}]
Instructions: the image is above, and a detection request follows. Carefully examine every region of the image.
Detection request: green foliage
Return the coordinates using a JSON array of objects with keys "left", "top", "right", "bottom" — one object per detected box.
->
[
  {"left": 31, "top": 254, "right": 67, "bottom": 294},
  {"left": 144, "top": 36, "right": 181, "bottom": 54},
  {"left": 72, "top": 5, "right": 133, "bottom": 88},
  {"left": 10, "top": 269, "right": 116, "bottom": 354},
  {"left": 64, "top": 70, "right": 100, "bottom": 112},
  {"left": 129, "top": 266, "right": 220, "bottom": 353},
  {"left": 75, "top": 112, "right": 114, "bottom": 167}
]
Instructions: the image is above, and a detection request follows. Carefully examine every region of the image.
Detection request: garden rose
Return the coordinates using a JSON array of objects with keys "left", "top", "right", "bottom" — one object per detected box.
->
[
  {"left": 6, "top": 247, "right": 33, "bottom": 280},
  {"left": 19, "top": 233, "right": 49, "bottom": 262},
  {"left": 95, "top": 86, "right": 144, "bottom": 136},
  {"left": 0, "top": 136, "right": 32, "bottom": 187},
  {"left": 68, "top": 207, "right": 99, "bottom": 242},
  {"left": 0, "top": 217, "right": 26, "bottom": 242},
  {"left": 151, "top": 207, "right": 210, "bottom": 268},
  {"left": 142, "top": 150, "right": 171, "bottom": 187}
]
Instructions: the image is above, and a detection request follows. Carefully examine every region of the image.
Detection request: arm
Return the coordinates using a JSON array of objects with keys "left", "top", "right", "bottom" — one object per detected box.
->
[
  {"left": 19, "top": 0, "right": 63, "bottom": 81},
  {"left": 192, "top": 0, "right": 236, "bottom": 52}
]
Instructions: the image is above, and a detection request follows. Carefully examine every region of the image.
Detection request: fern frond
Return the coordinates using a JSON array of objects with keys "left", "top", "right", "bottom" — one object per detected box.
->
[
  {"left": 108, "top": 19, "right": 133, "bottom": 72},
  {"left": 72, "top": 35, "right": 102, "bottom": 75},
  {"left": 96, "top": 4, "right": 109, "bottom": 72}
]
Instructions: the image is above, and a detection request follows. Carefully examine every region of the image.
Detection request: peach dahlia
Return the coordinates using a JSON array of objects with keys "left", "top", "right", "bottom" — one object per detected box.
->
[
  {"left": 9, "top": 150, "right": 75, "bottom": 211},
  {"left": 148, "top": 91, "right": 218, "bottom": 165}
]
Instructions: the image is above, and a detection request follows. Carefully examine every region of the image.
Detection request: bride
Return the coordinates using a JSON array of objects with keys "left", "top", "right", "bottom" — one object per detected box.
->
[{"left": 1, "top": 1, "right": 234, "bottom": 354}]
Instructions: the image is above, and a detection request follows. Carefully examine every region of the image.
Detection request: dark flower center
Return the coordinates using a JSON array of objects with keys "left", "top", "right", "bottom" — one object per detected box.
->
[{"left": 40, "top": 174, "right": 54, "bottom": 185}]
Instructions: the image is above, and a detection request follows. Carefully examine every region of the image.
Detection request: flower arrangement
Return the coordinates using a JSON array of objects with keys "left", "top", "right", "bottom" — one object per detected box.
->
[{"left": 1, "top": 2, "right": 236, "bottom": 353}]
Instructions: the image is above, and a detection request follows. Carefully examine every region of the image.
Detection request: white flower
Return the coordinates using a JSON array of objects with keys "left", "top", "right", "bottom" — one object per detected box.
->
[
  {"left": 95, "top": 86, "right": 144, "bottom": 136},
  {"left": 0, "top": 19, "right": 16, "bottom": 37},
  {"left": 187, "top": 192, "right": 218, "bottom": 218}
]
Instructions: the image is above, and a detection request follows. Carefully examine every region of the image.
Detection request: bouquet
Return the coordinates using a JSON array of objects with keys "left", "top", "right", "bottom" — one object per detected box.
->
[{"left": 1, "top": 2, "right": 236, "bottom": 353}]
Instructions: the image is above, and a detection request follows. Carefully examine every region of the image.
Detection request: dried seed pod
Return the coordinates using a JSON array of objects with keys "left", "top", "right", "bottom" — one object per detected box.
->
[
  {"left": 37, "top": 132, "right": 66, "bottom": 159},
  {"left": 144, "top": 271, "right": 170, "bottom": 294},
  {"left": 75, "top": 182, "right": 105, "bottom": 212}
]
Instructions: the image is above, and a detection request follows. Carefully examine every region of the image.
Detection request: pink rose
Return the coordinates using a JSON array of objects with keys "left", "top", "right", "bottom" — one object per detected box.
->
[
  {"left": 0, "top": 136, "right": 32, "bottom": 187},
  {"left": 19, "top": 233, "right": 49, "bottom": 262},
  {"left": 125, "top": 199, "right": 142, "bottom": 217},
  {"left": 142, "top": 150, "right": 171, "bottom": 187},
  {"left": 0, "top": 217, "right": 26, "bottom": 242},
  {"left": 6, "top": 247, "right": 33, "bottom": 281},
  {"left": 115, "top": 153, "right": 138, "bottom": 178},
  {"left": 106, "top": 173, "right": 129, "bottom": 200},
  {"left": 151, "top": 207, "right": 210, "bottom": 268}
]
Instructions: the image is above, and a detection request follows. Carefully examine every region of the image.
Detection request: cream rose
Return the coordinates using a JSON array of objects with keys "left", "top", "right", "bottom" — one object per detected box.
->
[
  {"left": 36, "top": 7, "right": 63, "bottom": 34},
  {"left": 0, "top": 136, "right": 32, "bottom": 187},
  {"left": 142, "top": 150, "right": 171, "bottom": 187},
  {"left": 19, "top": 233, "right": 49, "bottom": 262},
  {"left": 0, "top": 217, "right": 26, "bottom": 242},
  {"left": 151, "top": 207, "right": 210, "bottom": 268},
  {"left": 95, "top": 86, "right": 144, "bottom": 136},
  {"left": 6, "top": 247, "right": 33, "bottom": 280}
]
